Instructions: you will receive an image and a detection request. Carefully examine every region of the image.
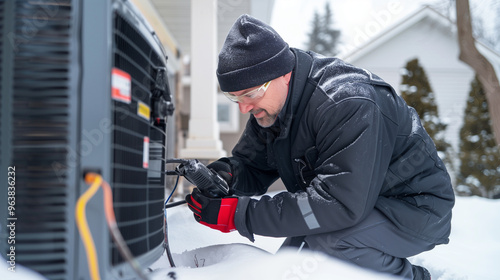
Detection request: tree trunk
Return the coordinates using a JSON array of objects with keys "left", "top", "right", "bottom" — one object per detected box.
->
[{"left": 456, "top": 0, "right": 500, "bottom": 146}]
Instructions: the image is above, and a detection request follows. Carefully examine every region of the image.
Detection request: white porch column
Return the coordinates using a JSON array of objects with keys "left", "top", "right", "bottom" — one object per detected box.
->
[{"left": 180, "top": 0, "right": 226, "bottom": 159}]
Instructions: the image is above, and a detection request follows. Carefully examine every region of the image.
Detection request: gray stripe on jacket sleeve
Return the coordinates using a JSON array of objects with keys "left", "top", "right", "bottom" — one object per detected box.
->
[
  {"left": 234, "top": 196, "right": 255, "bottom": 242},
  {"left": 297, "top": 195, "right": 320, "bottom": 230}
]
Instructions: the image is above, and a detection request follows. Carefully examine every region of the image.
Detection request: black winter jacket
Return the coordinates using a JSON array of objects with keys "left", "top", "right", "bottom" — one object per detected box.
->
[{"left": 229, "top": 49, "right": 455, "bottom": 244}]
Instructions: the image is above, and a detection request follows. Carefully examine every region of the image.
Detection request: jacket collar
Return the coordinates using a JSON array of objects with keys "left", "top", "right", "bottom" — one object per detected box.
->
[{"left": 275, "top": 48, "right": 314, "bottom": 139}]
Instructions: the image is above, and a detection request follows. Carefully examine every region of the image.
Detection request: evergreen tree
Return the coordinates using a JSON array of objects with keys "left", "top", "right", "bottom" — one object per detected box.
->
[
  {"left": 457, "top": 76, "right": 500, "bottom": 198},
  {"left": 400, "top": 58, "right": 453, "bottom": 169},
  {"left": 306, "top": 3, "right": 341, "bottom": 56}
]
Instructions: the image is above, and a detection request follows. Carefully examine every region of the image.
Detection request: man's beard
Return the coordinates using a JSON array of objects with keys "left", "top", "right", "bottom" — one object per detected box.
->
[{"left": 252, "top": 109, "right": 278, "bottom": 128}]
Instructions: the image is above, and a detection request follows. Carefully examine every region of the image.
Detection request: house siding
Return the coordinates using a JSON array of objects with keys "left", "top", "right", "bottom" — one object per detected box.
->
[{"left": 345, "top": 11, "right": 475, "bottom": 154}]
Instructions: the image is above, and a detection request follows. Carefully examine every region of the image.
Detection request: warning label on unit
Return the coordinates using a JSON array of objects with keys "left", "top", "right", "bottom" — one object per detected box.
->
[
  {"left": 111, "top": 68, "right": 132, "bottom": 104},
  {"left": 143, "top": 137, "right": 150, "bottom": 169},
  {"left": 137, "top": 101, "right": 151, "bottom": 121}
]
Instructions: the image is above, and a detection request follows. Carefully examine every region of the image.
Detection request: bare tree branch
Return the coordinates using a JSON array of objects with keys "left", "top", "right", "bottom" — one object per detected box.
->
[{"left": 456, "top": 0, "right": 500, "bottom": 146}]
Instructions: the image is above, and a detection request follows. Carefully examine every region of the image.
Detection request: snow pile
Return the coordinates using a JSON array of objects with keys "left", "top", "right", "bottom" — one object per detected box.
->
[
  {"left": 149, "top": 195, "right": 500, "bottom": 280},
  {"left": 150, "top": 205, "right": 396, "bottom": 279},
  {"left": 408, "top": 196, "right": 500, "bottom": 280},
  {"left": 149, "top": 244, "right": 396, "bottom": 280},
  {"left": 1, "top": 196, "right": 499, "bottom": 279}
]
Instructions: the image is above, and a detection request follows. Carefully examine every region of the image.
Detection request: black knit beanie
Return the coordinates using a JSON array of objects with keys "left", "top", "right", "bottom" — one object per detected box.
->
[{"left": 217, "top": 14, "right": 295, "bottom": 92}]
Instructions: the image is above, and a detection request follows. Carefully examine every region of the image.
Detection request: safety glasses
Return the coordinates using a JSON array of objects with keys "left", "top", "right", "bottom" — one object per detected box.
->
[{"left": 223, "top": 81, "right": 272, "bottom": 103}]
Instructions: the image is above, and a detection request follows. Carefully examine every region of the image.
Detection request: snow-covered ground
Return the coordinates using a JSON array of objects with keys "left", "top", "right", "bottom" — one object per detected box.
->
[{"left": 2, "top": 196, "right": 499, "bottom": 279}]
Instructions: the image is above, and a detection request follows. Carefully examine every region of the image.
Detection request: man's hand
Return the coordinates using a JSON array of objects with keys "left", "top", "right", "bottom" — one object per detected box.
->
[
  {"left": 207, "top": 158, "right": 234, "bottom": 189},
  {"left": 186, "top": 188, "right": 238, "bottom": 233}
]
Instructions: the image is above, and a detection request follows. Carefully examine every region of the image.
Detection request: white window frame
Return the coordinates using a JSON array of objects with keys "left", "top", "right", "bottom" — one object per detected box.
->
[{"left": 217, "top": 93, "right": 239, "bottom": 133}]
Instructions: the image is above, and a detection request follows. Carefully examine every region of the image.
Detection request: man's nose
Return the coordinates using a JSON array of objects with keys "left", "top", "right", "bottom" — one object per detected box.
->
[{"left": 238, "top": 102, "right": 253, "bottom": 114}]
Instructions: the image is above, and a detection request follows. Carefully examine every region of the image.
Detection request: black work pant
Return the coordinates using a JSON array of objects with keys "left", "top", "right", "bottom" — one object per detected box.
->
[{"left": 280, "top": 209, "right": 436, "bottom": 279}]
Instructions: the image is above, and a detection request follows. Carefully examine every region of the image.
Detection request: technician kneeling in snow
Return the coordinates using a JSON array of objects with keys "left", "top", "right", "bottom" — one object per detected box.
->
[{"left": 186, "top": 14, "right": 454, "bottom": 280}]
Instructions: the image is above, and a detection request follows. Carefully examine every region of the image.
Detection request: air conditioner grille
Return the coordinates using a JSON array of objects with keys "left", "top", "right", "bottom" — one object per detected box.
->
[
  {"left": 7, "top": 1, "right": 73, "bottom": 279},
  {"left": 111, "top": 11, "right": 165, "bottom": 265}
]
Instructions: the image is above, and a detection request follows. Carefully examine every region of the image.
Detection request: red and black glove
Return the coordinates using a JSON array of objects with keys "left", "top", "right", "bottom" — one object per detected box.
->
[
  {"left": 185, "top": 188, "right": 238, "bottom": 233},
  {"left": 207, "top": 158, "right": 234, "bottom": 193}
]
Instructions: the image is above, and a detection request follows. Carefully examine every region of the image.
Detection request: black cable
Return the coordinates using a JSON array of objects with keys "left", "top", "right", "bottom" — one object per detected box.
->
[
  {"left": 163, "top": 158, "right": 197, "bottom": 267},
  {"left": 163, "top": 173, "right": 182, "bottom": 267},
  {"left": 165, "top": 158, "right": 190, "bottom": 164},
  {"left": 165, "top": 200, "right": 187, "bottom": 209}
]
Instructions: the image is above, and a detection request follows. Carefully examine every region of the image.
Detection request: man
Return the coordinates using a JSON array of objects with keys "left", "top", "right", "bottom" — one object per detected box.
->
[{"left": 186, "top": 14, "right": 454, "bottom": 280}]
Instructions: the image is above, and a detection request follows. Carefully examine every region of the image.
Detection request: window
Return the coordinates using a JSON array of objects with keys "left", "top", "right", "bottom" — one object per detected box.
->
[{"left": 217, "top": 93, "right": 239, "bottom": 132}]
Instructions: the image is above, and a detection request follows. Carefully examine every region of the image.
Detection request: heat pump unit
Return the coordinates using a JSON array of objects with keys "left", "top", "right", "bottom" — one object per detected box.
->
[{"left": 0, "top": 0, "right": 174, "bottom": 279}]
